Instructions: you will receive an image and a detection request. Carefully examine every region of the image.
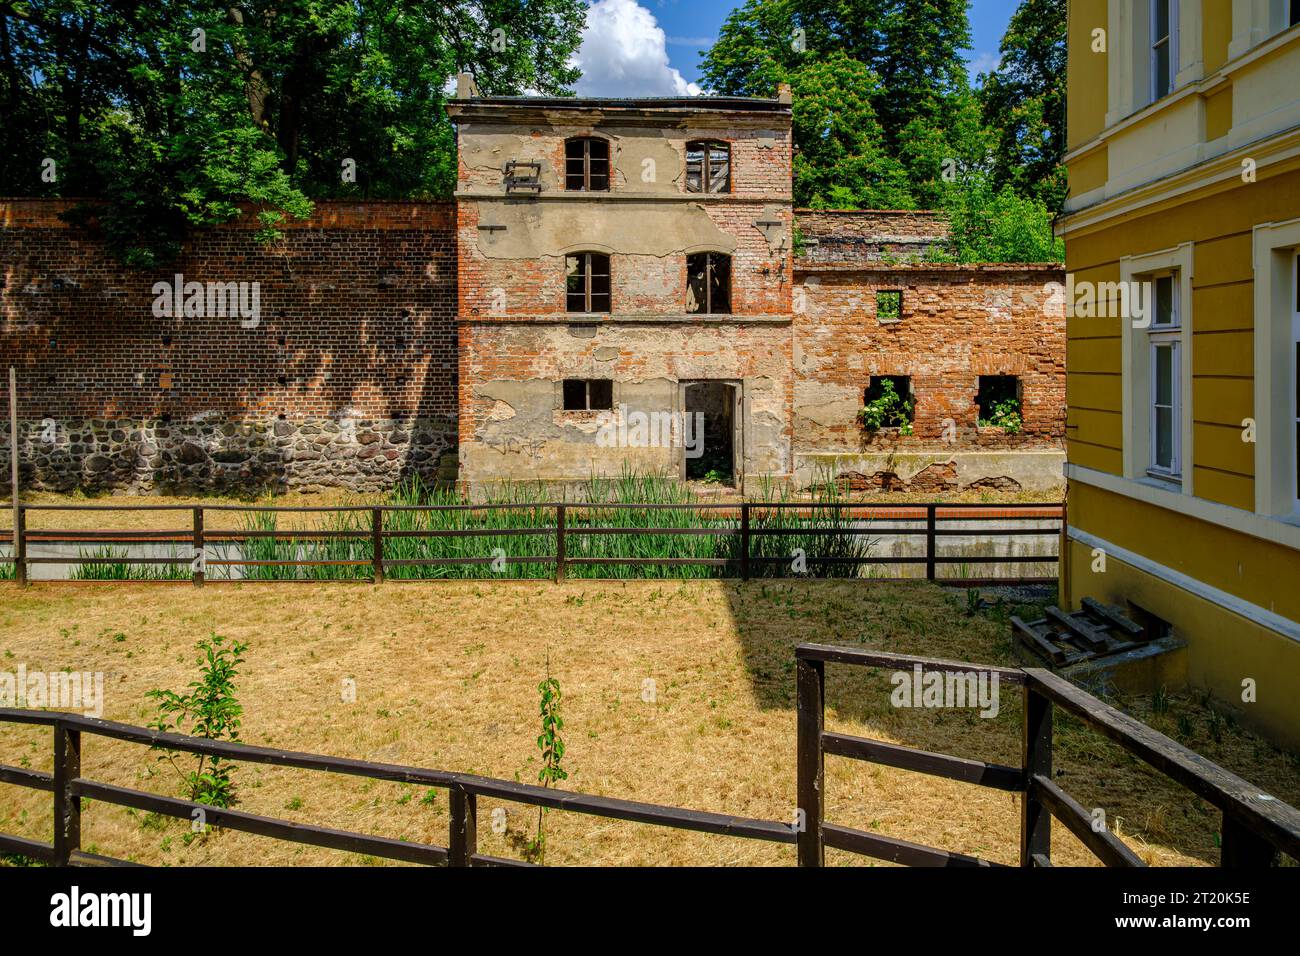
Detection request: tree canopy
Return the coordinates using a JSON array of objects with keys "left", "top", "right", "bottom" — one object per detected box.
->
[
  {"left": 0, "top": 0, "right": 586, "bottom": 265},
  {"left": 700, "top": 0, "right": 1066, "bottom": 261}
]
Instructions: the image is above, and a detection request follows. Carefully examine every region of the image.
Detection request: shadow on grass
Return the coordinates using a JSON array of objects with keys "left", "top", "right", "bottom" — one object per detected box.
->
[{"left": 721, "top": 579, "right": 1300, "bottom": 867}]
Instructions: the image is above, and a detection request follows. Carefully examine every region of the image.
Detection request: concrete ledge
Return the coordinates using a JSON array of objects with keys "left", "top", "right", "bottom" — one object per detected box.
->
[{"left": 793, "top": 451, "right": 1066, "bottom": 494}]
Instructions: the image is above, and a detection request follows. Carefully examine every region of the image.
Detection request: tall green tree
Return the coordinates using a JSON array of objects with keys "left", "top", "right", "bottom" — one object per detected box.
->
[
  {"left": 789, "top": 53, "right": 911, "bottom": 208},
  {"left": 0, "top": 0, "right": 586, "bottom": 265},
  {"left": 977, "top": 0, "right": 1067, "bottom": 209},
  {"left": 701, "top": 0, "right": 1062, "bottom": 261},
  {"left": 701, "top": 0, "right": 974, "bottom": 202}
]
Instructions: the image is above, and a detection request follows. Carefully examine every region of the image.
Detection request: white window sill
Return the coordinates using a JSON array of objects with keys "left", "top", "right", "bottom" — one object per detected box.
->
[{"left": 1140, "top": 470, "right": 1183, "bottom": 491}]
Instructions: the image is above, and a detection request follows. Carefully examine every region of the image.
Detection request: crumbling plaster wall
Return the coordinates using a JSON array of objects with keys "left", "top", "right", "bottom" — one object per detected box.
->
[
  {"left": 459, "top": 321, "right": 792, "bottom": 482},
  {"left": 454, "top": 111, "right": 795, "bottom": 485}
]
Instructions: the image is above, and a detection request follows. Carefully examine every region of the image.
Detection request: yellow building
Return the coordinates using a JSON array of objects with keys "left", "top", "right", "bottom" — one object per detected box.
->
[{"left": 1060, "top": 1, "right": 1300, "bottom": 748}]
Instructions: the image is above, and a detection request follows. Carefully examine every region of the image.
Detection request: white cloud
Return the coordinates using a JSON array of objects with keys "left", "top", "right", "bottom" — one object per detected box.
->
[
  {"left": 572, "top": 0, "right": 701, "bottom": 97},
  {"left": 967, "top": 51, "right": 1002, "bottom": 83}
]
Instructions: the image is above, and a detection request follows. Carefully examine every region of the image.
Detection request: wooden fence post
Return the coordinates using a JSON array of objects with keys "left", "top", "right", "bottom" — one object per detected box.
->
[
  {"left": 1020, "top": 681, "right": 1053, "bottom": 866},
  {"left": 1220, "top": 814, "right": 1277, "bottom": 867},
  {"left": 14, "top": 503, "right": 25, "bottom": 586},
  {"left": 796, "top": 656, "right": 825, "bottom": 866},
  {"left": 449, "top": 788, "right": 477, "bottom": 866},
  {"left": 371, "top": 508, "right": 384, "bottom": 584},
  {"left": 555, "top": 504, "right": 566, "bottom": 583},
  {"left": 925, "top": 503, "right": 937, "bottom": 581},
  {"left": 740, "top": 503, "right": 750, "bottom": 581},
  {"left": 192, "top": 506, "right": 204, "bottom": 587},
  {"left": 52, "top": 720, "right": 81, "bottom": 866}
]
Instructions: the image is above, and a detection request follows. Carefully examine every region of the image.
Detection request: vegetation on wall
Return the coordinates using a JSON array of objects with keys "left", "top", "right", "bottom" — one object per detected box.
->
[{"left": 858, "top": 378, "right": 915, "bottom": 433}]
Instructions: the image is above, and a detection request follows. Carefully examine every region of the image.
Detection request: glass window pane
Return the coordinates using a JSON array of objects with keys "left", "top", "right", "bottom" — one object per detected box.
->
[
  {"left": 1155, "top": 407, "right": 1174, "bottom": 468},
  {"left": 1155, "top": 275, "right": 1174, "bottom": 325},
  {"left": 1155, "top": 344, "right": 1173, "bottom": 404},
  {"left": 1154, "top": 0, "right": 1169, "bottom": 40},
  {"left": 1155, "top": 43, "right": 1170, "bottom": 98}
]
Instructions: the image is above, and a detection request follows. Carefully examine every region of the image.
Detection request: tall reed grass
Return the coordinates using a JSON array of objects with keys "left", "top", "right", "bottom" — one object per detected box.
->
[
  {"left": 70, "top": 546, "right": 190, "bottom": 581},
  {"left": 144, "top": 469, "right": 881, "bottom": 581}
]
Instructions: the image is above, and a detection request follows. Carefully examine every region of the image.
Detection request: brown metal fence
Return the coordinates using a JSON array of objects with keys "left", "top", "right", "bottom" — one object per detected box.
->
[{"left": 0, "top": 500, "right": 1062, "bottom": 585}]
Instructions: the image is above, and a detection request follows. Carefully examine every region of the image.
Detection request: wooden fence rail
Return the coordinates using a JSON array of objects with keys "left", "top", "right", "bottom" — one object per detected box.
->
[
  {"left": 1, "top": 640, "right": 1297, "bottom": 867},
  {"left": 0, "top": 501, "right": 1061, "bottom": 586},
  {"left": 794, "top": 644, "right": 1300, "bottom": 868},
  {"left": 0, "top": 708, "right": 795, "bottom": 868}
]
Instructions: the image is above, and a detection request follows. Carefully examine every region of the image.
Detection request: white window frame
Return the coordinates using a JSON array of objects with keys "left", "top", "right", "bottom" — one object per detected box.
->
[
  {"left": 1231, "top": 0, "right": 1296, "bottom": 58},
  {"left": 1150, "top": 0, "right": 1180, "bottom": 102},
  {"left": 1252, "top": 220, "right": 1300, "bottom": 520},
  {"left": 1292, "top": 252, "right": 1300, "bottom": 512},
  {"left": 1121, "top": 244, "right": 1195, "bottom": 493},
  {"left": 1148, "top": 274, "right": 1182, "bottom": 477}
]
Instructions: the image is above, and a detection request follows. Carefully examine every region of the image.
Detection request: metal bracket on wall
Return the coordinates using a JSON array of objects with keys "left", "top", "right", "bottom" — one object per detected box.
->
[{"left": 503, "top": 160, "right": 542, "bottom": 194}]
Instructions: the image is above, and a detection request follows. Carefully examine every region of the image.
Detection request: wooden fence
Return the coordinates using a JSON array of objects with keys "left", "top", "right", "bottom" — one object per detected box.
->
[
  {"left": 1, "top": 642, "right": 1297, "bottom": 867},
  {"left": 0, "top": 501, "right": 1062, "bottom": 585},
  {"left": 794, "top": 645, "right": 1300, "bottom": 867}
]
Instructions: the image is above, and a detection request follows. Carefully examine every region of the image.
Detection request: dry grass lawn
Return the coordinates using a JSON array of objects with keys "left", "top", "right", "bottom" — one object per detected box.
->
[{"left": 0, "top": 579, "right": 1296, "bottom": 866}]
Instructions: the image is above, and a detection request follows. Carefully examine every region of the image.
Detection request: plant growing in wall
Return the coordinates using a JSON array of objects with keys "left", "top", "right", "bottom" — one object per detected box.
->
[
  {"left": 978, "top": 397, "right": 1023, "bottom": 433},
  {"left": 147, "top": 634, "right": 248, "bottom": 809},
  {"left": 858, "top": 378, "right": 914, "bottom": 435}
]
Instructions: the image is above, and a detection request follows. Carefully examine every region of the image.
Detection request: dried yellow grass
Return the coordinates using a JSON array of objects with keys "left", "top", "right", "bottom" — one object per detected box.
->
[{"left": 0, "top": 580, "right": 1294, "bottom": 867}]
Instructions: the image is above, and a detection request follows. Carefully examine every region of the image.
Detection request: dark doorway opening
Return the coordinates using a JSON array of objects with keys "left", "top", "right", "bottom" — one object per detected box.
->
[{"left": 683, "top": 381, "right": 740, "bottom": 485}]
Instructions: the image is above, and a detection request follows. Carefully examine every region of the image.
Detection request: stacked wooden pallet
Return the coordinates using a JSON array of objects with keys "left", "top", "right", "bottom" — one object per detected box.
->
[{"left": 1011, "top": 598, "right": 1147, "bottom": 667}]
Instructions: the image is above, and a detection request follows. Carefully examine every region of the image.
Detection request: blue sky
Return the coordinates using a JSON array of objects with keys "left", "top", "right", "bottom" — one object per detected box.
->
[{"left": 572, "top": 0, "right": 1017, "bottom": 96}]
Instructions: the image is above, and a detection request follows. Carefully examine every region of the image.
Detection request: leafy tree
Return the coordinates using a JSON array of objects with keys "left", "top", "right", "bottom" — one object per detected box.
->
[
  {"left": 702, "top": 0, "right": 1063, "bottom": 262},
  {"left": 0, "top": 0, "right": 586, "bottom": 264},
  {"left": 977, "top": 0, "right": 1067, "bottom": 209},
  {"left": 701, "top": 0, "right": 973, "bottom": 195},
  {"left": 932, "top": 179, "right": 1063, "bottom": 263},
  {"left": 789, "top": 54, "right": 911, "bottom": 208}
]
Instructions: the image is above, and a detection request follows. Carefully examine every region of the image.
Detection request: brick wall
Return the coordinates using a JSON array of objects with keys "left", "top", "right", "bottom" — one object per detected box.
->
[
  {"left": 1, "top": 199, "right": 459, "bottom": 492},
  {"left": 793, "top": 262, "right": 1066, "bottom": 452},
  {"left": 795, "top": 209, "right": 950, "bottom": 263}
]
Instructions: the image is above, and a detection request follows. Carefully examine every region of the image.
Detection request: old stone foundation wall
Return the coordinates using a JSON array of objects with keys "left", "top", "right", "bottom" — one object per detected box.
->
[{"left": 5, "top": 416, "right": 458, "bottom": 494}]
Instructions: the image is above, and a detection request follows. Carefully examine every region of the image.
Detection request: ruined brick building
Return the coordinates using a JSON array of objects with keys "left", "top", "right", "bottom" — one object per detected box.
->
[{"left": 0, "top": 84, "right": 1065, "bottom": 495}]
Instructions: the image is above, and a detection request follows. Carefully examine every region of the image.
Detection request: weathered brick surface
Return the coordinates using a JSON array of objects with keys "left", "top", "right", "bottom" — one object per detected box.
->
[
  {"left": 793, "top": 263, "right": 1066, "bottom": 452},
  {"left": 0, "top": 124, "right": 1065, "bottom": 494},
  {"left": 795, "top": 209, "right": 951, "bottom": 263},
  {"left": 1, "top": 200, "right": 459, "bottom": 491}
]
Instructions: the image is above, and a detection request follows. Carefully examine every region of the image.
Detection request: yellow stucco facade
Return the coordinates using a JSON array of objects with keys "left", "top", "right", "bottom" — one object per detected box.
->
[{"left": 1061, "top": 1, "right": 1300, "bottom": 748}]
